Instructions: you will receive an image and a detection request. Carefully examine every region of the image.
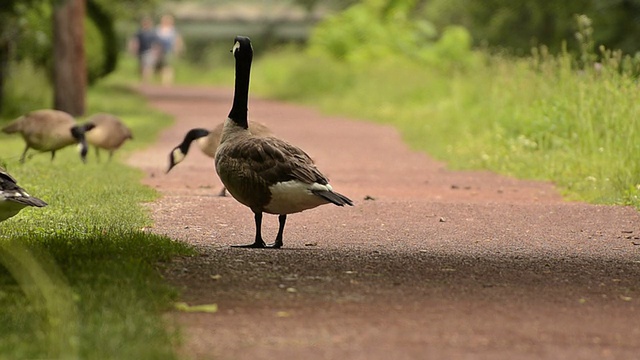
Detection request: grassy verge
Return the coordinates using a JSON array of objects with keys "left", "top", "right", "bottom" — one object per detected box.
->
[
  {"left": 246, "top": 46, "right": 640, "bottom": 209},
  {"left": 0, "top": 63, "right": 195, "bottom": 359}
]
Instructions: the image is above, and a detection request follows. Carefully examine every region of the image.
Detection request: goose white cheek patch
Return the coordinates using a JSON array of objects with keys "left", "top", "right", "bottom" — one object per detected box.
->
[{"left": 172, "top": 148, "right": 185, "bottom": 164}]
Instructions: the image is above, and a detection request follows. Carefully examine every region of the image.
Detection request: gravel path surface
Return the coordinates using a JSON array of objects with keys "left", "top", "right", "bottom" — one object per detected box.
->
[{"left": 127, "top": 85, "right": 640, "bottom": 360}]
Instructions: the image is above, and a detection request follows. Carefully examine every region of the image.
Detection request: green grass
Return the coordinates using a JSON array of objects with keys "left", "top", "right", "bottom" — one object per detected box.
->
[
  {"left": 246, "top": 47, "right": 640, "bottom": 208},
  {"left": 0, "top": 63, "right": 195, "bottom": 359}
]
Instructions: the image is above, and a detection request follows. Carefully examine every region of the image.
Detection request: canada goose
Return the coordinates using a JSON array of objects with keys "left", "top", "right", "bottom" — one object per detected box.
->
[
  {"left": 85, "top": 113, "right": 133, "bottom": 161},
  {"left": 215, "top": 36, "right": 353, "bottom": 248},
  {"left": 0, "top": 167, "right": 47, "bottom": 222},
  {"left": 2, "top": 109, "right": 95, "bottom": 163},
  {"left": 167, "top": 121, "right": 272, "bottom": 173}
]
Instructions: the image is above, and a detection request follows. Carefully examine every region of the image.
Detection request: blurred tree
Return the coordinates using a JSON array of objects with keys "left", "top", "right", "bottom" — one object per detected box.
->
[
  {"left": 86, "top": 0, "right": 117, "bottom": 84},
  {"left": 53, "top": 0, "right": 86, "bottom": 116},
  {"left": 0, "top": 0, "right": 159, "bottom": 115}
]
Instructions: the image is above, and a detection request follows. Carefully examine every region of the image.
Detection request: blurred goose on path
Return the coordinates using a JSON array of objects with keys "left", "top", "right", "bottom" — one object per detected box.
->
[
  {"left": 167, "top": 121, "right": 272, "bottom": 196},
  {"left": 214, "top": 36, "right": 353, "bottom": 249},
  {"left": 167, "top": 121, "right": 272, "bottom": 172}
]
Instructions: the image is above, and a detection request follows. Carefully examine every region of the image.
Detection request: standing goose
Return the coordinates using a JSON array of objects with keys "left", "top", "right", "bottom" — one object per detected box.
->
[
  {"left": 0, "top": 167, "right": 47, "bottom": 222},
  {"left": 167, "top": 121, "right": 272, "bottom": 173},
  {"left": 85, "top": 113, "right": 133, "bottom": 161},
  {"left": 215, "top": 36, "right": 353, "bottom": 248},
  {"left": 2, "top": 109, "right": 95, "bottom": 163}
]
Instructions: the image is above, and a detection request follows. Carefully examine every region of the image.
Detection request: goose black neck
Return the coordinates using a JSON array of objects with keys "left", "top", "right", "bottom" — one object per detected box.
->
[
  {"left": 228, "top": 55, "right": 252, "bottom": 129},
  {"left": 181, "top": 128, "right": 209, "bottom": 153}
]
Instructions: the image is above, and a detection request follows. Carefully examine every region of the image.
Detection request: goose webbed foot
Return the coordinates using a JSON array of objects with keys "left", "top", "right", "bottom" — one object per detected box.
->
[
  {"left": 231, "top": 241, "right": 282, "bottom": 249},
  {"left": 267, "top": 241, "right": 283, "bottom": 249},
  {"left": 231, "top": 240, "right": 266, "bottom": 248},
  {"left": 231, "top": 212, "right": 268, "bottom": 248}
]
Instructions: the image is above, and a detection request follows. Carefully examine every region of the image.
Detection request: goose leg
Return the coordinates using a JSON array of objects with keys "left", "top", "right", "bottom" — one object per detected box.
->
[
  {"left": 50, "top": 150, "right": 56, "bottom": 161},
  {"left": 231, "top": 211, "right": 266, "bottom": 248},
  {"left": 19, "top": 145, "right": 30, "bottom": 163},
  {"left": 217, "top": 187, "right": 227, "bottom": 197},
  {"left": 270, "top": 214, "right": 287, "bottom": 249}
]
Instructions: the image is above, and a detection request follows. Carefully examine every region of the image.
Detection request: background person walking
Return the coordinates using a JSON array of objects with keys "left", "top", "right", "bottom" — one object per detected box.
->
[
  {"left": 155, "top": 14, "right": 183, "bottom": 86},
  {"left": 128, "top": 16, "right": 160, "bottom": 84}
]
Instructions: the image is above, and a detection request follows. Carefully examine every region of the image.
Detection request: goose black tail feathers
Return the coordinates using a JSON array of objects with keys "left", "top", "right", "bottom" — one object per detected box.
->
[{"left": 312, "top": 190, "right": 354, "bottom": 207}]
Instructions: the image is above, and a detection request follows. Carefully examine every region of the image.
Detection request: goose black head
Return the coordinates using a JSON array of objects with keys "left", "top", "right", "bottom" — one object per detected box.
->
[
  {"left": 232, "top": 36, "right": 253, "bottom": 62},
  {"left": 167, "top": 128, "right": 210, "bottom": 173},
  {"left": 71, "top": 123, "right": 96, "bottom": 163}
]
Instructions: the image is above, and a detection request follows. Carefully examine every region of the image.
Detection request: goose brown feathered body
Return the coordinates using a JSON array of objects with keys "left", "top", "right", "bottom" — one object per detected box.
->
[
  {"left": 214, "top": 36, "right": 352, "bottom": 248},
  {"left": 0, "top": 167, "right": 47, "bottom": 222},
  {"left": 85, "top": 113, "right": 133, "bottom": 161},
  {"left": 1, "top": 109, "right": 95, "bottom": 163}
]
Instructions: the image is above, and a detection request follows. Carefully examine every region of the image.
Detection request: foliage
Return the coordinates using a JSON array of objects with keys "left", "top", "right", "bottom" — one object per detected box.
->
[
  {"left": 86, "top": 0, "right": 118, "bottom": 84},
  {"left": 422, "top": 0, "right": 640, "bottom": 55},
  {"left": 0, "top": 60, "right": 51, "bottom": 118},
  {"left": 0, "top": 0, "right": 160, "bottom": 112},
  {"left": 307, "top": 0, "right": 477, "bottom": 70},
  {"left": 249, "top": 13, "right": 640, "bottom": 209},
  {"left": 0, "top": 1, "right": 122, "bottom": 118}
]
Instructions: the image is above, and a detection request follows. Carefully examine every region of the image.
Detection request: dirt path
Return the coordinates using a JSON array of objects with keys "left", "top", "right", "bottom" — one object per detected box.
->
[{"left": 127, "top": 85, "right": 640, "bottom": 360}]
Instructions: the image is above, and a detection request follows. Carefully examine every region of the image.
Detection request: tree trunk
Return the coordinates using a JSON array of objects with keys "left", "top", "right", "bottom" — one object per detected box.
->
[{"left": 53, "top": 0, "right": 86, "bottom": 116}]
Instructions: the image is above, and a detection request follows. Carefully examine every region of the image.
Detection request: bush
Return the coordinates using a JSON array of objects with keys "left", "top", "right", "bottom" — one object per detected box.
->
[{"left": 307, "top": 0, "right": 476, "bottom": 70}]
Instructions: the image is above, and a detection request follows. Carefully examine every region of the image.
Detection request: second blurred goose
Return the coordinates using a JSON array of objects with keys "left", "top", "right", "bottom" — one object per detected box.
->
[
  {"left": 85, "top": 113, "right": 133, "bottom": 162},
  {"left": 167, "top": 121, "right": 271, "bottom": 171}
]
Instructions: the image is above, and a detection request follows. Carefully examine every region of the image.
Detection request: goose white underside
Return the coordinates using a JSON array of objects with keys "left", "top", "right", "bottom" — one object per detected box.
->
[
  {"left": 0, "top": 198, "right": 28, "bottom": 221},
  {"left": 264, "top": 180, "right": 333, "bottom": 215}
]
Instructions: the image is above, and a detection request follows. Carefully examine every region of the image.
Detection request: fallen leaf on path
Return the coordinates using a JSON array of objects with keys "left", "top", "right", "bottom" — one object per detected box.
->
[{"left": 174, "top": 302, "right": 218, "bottom": 313}]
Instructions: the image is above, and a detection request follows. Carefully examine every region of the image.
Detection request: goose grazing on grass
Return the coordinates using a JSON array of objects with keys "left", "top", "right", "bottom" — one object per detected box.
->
[
  {"left": 85, "top": 113, "right": 133, "bottom": 162},
  {"left": 167, "top": 121, "right": 272, "bottom": 173},
  {"left": 0, "top": 167, "right": 47, "bottom": 222},
  {"left": 215, "top": 36, "right": 353, "bottom": 248},
  {"left": 2, "top": 109, "right": 95, "bottom": 163}
]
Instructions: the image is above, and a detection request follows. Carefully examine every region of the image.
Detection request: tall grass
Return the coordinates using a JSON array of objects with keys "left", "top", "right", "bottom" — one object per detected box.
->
[
  {"left": 249, "top": 46, "right": 640, "bottom": 208},
  {"left": 0, "top": 62, "right": 195, "bottom": 359}
]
